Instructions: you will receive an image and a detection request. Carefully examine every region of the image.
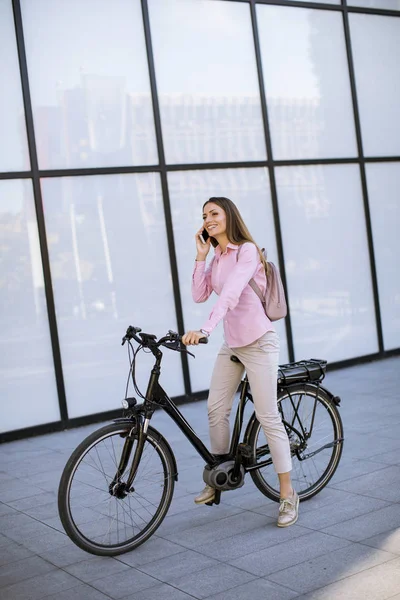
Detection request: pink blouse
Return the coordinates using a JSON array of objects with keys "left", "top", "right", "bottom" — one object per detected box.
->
[{"left": 192, "top": 242, "right": 274, "bottom": 348}]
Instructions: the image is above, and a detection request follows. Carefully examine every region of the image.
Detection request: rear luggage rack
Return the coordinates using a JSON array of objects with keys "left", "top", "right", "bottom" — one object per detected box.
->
[{"left": 278, "top": 359, "right": 327, "bottom": 385}]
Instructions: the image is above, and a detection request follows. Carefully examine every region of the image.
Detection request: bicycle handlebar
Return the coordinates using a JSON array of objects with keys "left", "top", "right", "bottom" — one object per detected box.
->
[{"left": 121, "top": 326, "right": 208, "bottom": 350}]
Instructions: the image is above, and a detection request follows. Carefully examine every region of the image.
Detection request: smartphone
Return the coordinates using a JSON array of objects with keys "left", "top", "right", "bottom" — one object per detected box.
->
[{"left": 199, "top": 229, "right": 209, "bottom": 244}]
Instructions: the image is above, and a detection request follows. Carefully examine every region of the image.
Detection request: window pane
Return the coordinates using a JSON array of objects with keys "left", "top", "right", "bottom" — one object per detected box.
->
[
  {"left": 349, "top": 13, "right": 400, "bottom": 156},
  {"left": 168, "top": 167, "right": 287, "bottom": 393},
  {"left": 0, "top": 0, "right": 29, "bottom": 172},
  {"left": 366, "top": 162, "right": 400, "bottom": 350},
  {"left": 149, "top": 0, "right": 266, "bottom": 165},
  {"left": 41, "top": 173, "right": 184, "bottom": 418},
  {"left": 257, "top": 5, "right": 357, "bottom": 160},
  {"left": 0, "top": 180, "right": 59, "bottom": 432},
  {"left": 348, "top": 0, "right": 400, "bottom": 9},
  {"left": 276, "top": 164, "right": 378, "bottom": 362},
  {"left": 290, "top": 0, "right": 340, "bottom": 3},
  {"left": 21, "top": 0, "right": 158, "bottom": 170}
]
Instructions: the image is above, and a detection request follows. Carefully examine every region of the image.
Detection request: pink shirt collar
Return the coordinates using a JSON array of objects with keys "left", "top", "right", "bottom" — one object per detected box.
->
[{"left": 215, "top": 243, "right": 239, "bottom": 256}]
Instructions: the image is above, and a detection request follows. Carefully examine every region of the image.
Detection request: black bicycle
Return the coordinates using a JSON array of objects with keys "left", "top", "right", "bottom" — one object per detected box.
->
[{"left": 58, "top": 325, "right": 344, "bottom": 556}]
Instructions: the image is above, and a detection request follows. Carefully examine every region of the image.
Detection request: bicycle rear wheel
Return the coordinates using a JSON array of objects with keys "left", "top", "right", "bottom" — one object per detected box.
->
[
  {"left": 248, "top": 384, "right": 343, "bottom": 502},
  {"left": 58, "top": 422, "right": 175, "bottom": 556}
]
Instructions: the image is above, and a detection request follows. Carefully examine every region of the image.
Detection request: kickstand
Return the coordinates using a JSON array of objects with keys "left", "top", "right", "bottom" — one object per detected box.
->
[{"left": 205, "top": 489, "right": 221, "bottom": 506}]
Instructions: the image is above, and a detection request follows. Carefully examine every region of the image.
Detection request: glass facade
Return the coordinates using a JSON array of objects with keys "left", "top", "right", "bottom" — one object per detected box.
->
[{"left": 1, "top": 0, "right": 399, "bottom": 437}]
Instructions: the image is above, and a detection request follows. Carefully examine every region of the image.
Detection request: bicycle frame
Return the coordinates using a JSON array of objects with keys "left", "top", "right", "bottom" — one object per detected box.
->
[
  {"left": 113, "top": 340, "right": 337, "bottom": 494},
  {"left": 114, "top": 348, "right": 255, "bottom": 492}
]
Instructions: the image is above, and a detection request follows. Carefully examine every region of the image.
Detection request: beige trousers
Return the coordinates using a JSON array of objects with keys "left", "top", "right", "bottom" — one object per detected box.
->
[{"left": 207, "top": 330, "right": 292, "bottom": 474}]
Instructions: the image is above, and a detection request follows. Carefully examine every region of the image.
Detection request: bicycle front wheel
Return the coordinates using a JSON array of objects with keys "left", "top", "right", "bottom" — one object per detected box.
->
[
  {"left": 58, "top": 422, "right": 175, "bottom": 556},
  {"left": 248, "top": 384, "right": 343, "bottom": 502}
]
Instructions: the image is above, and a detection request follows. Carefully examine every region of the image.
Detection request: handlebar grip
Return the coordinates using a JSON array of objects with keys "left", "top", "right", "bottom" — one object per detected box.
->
[{"left": 199, "top": 337, "right": 208, "bottom": 344}]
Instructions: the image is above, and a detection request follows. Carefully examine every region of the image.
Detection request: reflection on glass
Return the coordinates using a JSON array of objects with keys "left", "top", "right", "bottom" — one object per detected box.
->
[
  {"left": 290, "top": 0, "right": 340, "bottom": 3},
  {"left": 148, "top": 0, "right": 266, "bottom": 164},
  {"left": 0, "top": 180, "right": 59, "bottom": 432},
  {"left": 348, "top": 0, "right": 400, "bottom": 9},
  {"left": 276, "top": 164, "right": 378, "bottom": 362},
  {"left": 350, "top": 13, "right": 400, "bottom": 156},
  {"left": 21, "top": 0, "right": 157, "bottom": 169},
  {"left": 257, "top": 5, "right": 357, "bottom": 160},
  {"left": 168, "top": 167, "right": 287, "bottom": 392},
  {"left": 41, "top": 173, "right": 184, "bottom": 418},
  {"left": 366, "top": 163, "right": 400, "bottom": 350},
  {"left": 0, "top": 0, "right": 30, "bottom": 172}
]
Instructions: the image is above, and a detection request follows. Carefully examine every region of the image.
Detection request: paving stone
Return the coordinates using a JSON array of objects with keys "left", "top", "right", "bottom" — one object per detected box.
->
[
  {"left": 321, "top": 504, "right": 400, "bottom": 542},
  {"left": 141, "top": 504, "right": 243, "bottom": 538},
  {"left": 171, "top": 563, "right": 256, "bottom": 599},
  {"left": 0, "top": 503, "right": 16, "bottom": 517},
  {"left": 38, "top": 542, "right": 93, "bottom": 568},
  {"left": 138, "top": 549, "right": 214, "bottom": 583},
  {"left": 0, "top": 513, "right": 41, "bottom": 534},
  {"left": 330, "top": 465, "right": 400, "bottom": 502},
  {"left": 7, "top": 493, "right": 57, "bottom": 513},
  {"left": 268, "top": 542, "right": 395, "bottom": 595},
  {"left": 0, "top": 534, "right": 10, "bottom": 548},
  {"left": 328, "top": 458, "right": 390, "bottom": 485},
  {"left": 0, "top": 568, "right": 81, "bottom": 600},
  {"left": 295, "top": 557, "right": 400, "bottom": 600},
  {"left": 44, "top": 583, "right": 113, "bottom": 600},
  {"left": 365, "top": 449, "right": 400, "bottom": 466},
  {"left": 206, "top": 577, "right": 298, "bottom": 600},
  {"left": 65, "top": 557, "right": 129, "bottom": 583},
  {"left": 115, "top": 538, "right": 185, "bottom": 568},
  {"left": 296, "top": 495, "right": 389, "bottom": 530},
  {"left": 127, "top": 583, "right": 197, "bottom": 600},
  {"left": 0, "top": 541, "right": 34, "bottom": 567},
  {"left": 361, "top": 529, "right": 400, "bottom": 555},
  {"left": 339, "top": 433, "right": 400, "bottom": 461},
  {"left": 15, "top": 528, "right": 69, "bottom": 552},
  {"left": 229, "top": 531, "right": 351, "bottom": 576},
  {"left": 163, "top": 510, "right": 271, "bottom": 549},
  {"left": 0, "top": 555, "right": 55, "bottom": 588},
  {"left": 0, "top": 482, "right": 45, "bottom": 504},
  {"left": 195, "top": 522, "right": 311, "bottom": 561},
  {"left": 90, "top": 568, "right": 158, "bottom": 599},
  {"left": 15, "top": 500, "right": 59, "bottom": 521}
]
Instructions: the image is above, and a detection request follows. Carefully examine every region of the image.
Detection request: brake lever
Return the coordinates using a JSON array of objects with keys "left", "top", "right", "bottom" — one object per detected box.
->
[
  {"left": 162, "top": 340, "right": 195, "bottom": 358},
  {"left": 182, "top": 348, "right": 195, "bottom": 359}
]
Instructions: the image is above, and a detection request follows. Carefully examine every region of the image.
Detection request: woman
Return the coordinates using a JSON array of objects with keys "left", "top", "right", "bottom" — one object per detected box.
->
[{"left": 182, "top": 197, "right": 299, "bottom": 527}]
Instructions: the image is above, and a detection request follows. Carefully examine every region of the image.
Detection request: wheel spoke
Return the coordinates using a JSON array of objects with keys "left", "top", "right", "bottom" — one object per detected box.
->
[
  {"left": 59, "top": 424, "right": 174, "bottom": 554},
  {"left": 250, "top": 387, "right": 343, "bottom": 501}
]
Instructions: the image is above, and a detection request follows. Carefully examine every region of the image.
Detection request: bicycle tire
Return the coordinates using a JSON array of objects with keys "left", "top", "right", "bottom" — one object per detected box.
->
[
  {"left": 58, "top": 422, "right": 175, "bottom": 556},
  {"left": 247, "top": 384, "right": 343, "bottom": 502}
]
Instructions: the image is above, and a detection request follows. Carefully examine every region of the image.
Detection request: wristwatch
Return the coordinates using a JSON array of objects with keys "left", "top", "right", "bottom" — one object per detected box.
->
[{"left": 200, "top": 329, "right": 210, "bottom": 337}]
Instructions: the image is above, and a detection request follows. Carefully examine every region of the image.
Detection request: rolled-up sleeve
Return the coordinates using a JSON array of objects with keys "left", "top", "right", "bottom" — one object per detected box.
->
[
  {"left": 201, "top": 243, "right": 258, "bottom": 335},
  {"left": 192, "top": 258, "right": 214, "bottom": 303}
]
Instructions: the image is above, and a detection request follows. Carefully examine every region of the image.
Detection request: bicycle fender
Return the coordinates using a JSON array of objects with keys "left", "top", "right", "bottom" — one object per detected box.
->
[
  {"left": 113, "top": 416, "right": 179, "bottom": 482},
  {"left": 319, "top": 385, "right": 341, "bottom": 406}
]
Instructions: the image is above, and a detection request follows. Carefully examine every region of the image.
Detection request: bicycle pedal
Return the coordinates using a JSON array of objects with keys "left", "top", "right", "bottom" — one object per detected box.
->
[{"left": 238, "top": 443, "right": 252, "bottom": 458}]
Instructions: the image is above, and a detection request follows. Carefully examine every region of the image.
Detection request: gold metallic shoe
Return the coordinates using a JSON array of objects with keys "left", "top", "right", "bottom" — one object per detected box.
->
[
  {"left": 194, "top": 485, "right": 215, "bottom": 505},
  {"left": 277, "top": 489, "right": 299, "bottom": 527}
]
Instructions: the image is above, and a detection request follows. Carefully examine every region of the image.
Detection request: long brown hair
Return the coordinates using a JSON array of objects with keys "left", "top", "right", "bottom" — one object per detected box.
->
[{"left": 203, "top": 197, "right": 270, "bottom": 276}]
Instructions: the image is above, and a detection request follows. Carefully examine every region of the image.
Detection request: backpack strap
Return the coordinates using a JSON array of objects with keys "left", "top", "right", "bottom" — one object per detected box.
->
[{"left": 236, "top": 245, "right": 266, "bottom": 307}]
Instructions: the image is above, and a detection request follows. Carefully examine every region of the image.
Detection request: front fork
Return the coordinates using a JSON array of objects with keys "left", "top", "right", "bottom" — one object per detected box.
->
[{"left": 109, "top": 414, "right": 150, "bottom": 498}]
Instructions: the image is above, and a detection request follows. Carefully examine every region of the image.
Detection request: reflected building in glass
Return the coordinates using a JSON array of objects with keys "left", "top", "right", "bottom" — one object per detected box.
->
[{"left": 0, "top": 0, "right": 399, "bottom": 439}]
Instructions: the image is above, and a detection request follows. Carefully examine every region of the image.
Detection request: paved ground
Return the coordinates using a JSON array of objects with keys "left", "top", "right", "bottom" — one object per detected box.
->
[{"left": 1, "top": 356, "right": 400, "bottom": 600}]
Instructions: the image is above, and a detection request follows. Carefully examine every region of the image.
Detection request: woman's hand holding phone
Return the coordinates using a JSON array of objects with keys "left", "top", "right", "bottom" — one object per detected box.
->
[{"left": 195, "top": 227, "right": 211, "bottom": 260}]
